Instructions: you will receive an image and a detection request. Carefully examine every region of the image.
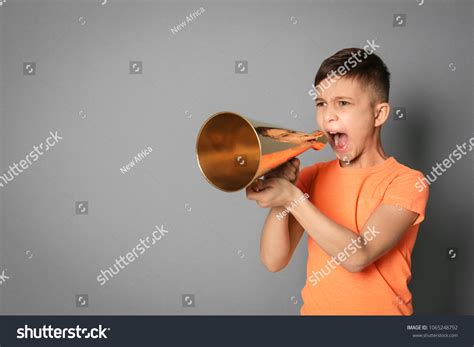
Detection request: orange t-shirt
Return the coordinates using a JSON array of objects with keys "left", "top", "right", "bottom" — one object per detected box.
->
[{"left": 295, "top": 156, "right": 429, "bottom": 315}]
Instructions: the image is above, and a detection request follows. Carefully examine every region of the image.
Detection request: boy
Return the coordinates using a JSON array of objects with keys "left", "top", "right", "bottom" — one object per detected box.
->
[{"left": 246, "top": 48, "right": 429, "bottom": 315}]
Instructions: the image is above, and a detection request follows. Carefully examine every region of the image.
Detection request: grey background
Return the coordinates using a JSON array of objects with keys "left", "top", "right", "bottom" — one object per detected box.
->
[{"left": 0, "top": 0, "right": 472, "bottom": 315}]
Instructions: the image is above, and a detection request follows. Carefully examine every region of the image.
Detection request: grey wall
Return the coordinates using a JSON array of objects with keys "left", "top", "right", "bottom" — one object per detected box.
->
[
  {"left": 0, "top": 0, "right": 472, "bottom": 315},
  {"left": 0, "top": 0, "right": 3, "bottom": 313}
]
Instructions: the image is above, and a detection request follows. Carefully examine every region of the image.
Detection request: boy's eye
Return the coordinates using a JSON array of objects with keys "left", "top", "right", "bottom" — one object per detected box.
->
[
  {"left": 316, "top": 102, "right": 326, "bottom": 107},
  {"left": 339, "top": 100, "right": 350, "bottom": 106}
]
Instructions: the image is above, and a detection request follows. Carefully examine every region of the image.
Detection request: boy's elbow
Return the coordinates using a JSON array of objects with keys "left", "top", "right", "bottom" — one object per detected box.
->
[
  {"left": 344, "top": 263, "right": 367, "bottom": 273},
  {"left": 264, "top": 263, "right": 285, "bottom": 273},
  {"left": 343, "top": 253, "right": 371, "bottom": 273},
  {"left": 260, "top": 255, "right": 288, "bottom": 273}
]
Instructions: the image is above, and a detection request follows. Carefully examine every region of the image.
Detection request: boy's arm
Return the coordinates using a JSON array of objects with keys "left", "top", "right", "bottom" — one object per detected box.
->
[
  {"left": 248, "top": 158, "right": 304, "bottom": 272},
  {"left": 289, "top": 194, "right": 417, "bottom": 272},
  {"left": 259, "top": 208, "right": 304, "bottom": 272},
  {"left": 247, "top": 175, "right": 428, "bottom": 273}
]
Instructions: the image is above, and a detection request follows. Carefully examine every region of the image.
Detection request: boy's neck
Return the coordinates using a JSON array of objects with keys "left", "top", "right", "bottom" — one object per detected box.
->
[{"left": 339, "top": 140, "right": 388, "bottom": 169}]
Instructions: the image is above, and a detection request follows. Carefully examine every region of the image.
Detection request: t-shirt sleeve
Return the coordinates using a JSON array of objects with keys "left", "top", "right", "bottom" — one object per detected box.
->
[
  {"left": 381, "top": 170, "right": 429, "bottom": 225},
  {"left": 295, "top": 164, "right": 318, "bottom": 196}
]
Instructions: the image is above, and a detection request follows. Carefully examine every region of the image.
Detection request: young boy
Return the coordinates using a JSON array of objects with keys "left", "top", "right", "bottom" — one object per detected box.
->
[{"left": 246, "top": 48, "right": 429, "bottom": 315}]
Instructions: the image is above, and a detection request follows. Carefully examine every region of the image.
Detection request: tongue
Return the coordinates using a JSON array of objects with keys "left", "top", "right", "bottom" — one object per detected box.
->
[{"left": 334, "top": 133, "right": 348, "bottom": 148}]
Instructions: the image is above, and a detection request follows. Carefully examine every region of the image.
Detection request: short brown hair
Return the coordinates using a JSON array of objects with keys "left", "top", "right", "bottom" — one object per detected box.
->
[{"left": 314, "top": 48, "right": 391, "bottom": 103}]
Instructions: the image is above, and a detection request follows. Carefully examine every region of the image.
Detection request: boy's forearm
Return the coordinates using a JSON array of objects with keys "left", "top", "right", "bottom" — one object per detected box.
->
[
  {"left": 260, "top": 207, "right": 292, "bottom": 271},
  {"left": 288, "top": 187, "right": 367, "bottom": 270}
]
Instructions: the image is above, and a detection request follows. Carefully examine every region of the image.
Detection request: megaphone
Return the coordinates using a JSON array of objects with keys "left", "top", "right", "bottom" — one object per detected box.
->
[{"left": 196, "top": 111, "right": 327, "bottom": 192}]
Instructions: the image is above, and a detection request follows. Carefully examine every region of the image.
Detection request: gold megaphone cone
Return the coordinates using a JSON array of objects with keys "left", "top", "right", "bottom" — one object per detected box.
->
[{"left": 196, "top": 111, "right": 327, "bottom": 192}]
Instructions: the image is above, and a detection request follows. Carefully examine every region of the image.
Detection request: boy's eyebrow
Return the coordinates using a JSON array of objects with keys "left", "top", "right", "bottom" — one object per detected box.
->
[{"left": 316, "top": 96, "right": 354, "bottom": 102}]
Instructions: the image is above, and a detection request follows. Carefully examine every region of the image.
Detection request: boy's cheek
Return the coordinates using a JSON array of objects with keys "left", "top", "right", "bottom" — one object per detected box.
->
[{"left": 316, "top": 114, "right": 324, "bottom": 130}]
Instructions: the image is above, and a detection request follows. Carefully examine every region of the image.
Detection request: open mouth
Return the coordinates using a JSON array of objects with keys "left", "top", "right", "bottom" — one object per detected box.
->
[{"left": 327, "top": 131, "right": 349, "bottom": 151}]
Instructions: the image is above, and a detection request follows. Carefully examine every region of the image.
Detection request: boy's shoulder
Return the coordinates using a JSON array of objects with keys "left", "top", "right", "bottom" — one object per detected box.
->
[
  {"left": 388, "top": 158, "right": 425, "bottom": 180},
  {"left": 387, "top": 159, "right": 429, "bottom": 196}
]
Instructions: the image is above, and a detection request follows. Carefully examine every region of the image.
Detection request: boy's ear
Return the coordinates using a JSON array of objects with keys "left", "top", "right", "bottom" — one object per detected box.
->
[{"left": 374, "top": 102, "right": 390, "bottom": 127}]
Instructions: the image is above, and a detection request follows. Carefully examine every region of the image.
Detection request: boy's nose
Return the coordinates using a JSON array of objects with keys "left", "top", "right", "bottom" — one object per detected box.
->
[{"left": 325, "top": 110, "right": 339, "bottom": 123}]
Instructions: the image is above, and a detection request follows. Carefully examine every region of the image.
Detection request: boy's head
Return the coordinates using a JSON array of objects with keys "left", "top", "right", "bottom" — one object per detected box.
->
[{"left": 313, "top": 47, "right": 391, "bottom": 163}]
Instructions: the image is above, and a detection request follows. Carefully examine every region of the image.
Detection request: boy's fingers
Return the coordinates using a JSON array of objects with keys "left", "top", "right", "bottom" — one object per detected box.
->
[
  {"left": 282, "top": 165, "right": 296, "bottom": 176},
  {"left": 247, "top": 179, "right": 264, "bottom": 193},
  {"left": 261, "top": 178, "right": 278, "bottom": 189},
  {"left": 280, "top": 170, "right": 293, "bottom": 182},
  {"left": 282, "top": 165, "right": 297, "bottom": 182},
  {"left": 246, "top": 184, "right": 260, "bottom": 200},
  {"left": 269, "top": 161, "right": 296, "bottom": 180},
  {"left": 246, "top": 186, "right": 269, "bottom": 201},
  {"left": 264, "top": 172, "right": 278, "bottom": 179},
  {"left": 290, "top": 158, "right": 300, "bottom": 170},
  {"left": 290, "top": 159, "right": 300, "bottom": 183},
  {"left": 263, "top": 159, "right": 299, "bottom": 182},
  {"left": 246, "top": 190, "right": 256, "bottom": 200},
  {"left": 286, "top": 160, "right": 299, "bottom": 174},
  {"left": 264, "top": 166, "right": 283, "bottom": 179}
]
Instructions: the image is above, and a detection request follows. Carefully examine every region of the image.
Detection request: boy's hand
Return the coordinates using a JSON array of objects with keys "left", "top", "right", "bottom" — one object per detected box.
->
[
  {"left": 265, "top": 158, "right": 300, "bottom": 183},
  {"left": 246, "top": 177, "right": 301, "bottom": 209},
  {"left": 246, "top": 158, "right": 300, "bottom": 193}
]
